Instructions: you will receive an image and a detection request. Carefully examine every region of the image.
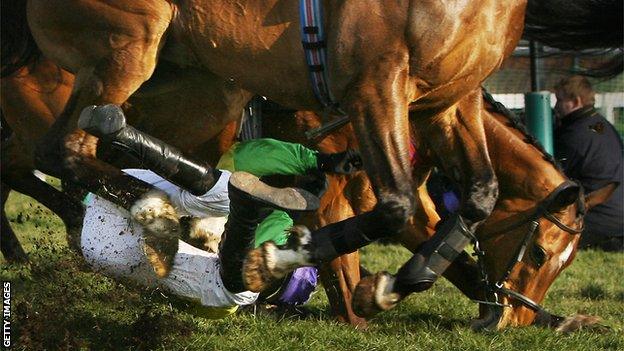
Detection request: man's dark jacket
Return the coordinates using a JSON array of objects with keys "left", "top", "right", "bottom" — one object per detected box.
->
[{"left": 555, "top": 106, "right": 624, "bottom": 238}]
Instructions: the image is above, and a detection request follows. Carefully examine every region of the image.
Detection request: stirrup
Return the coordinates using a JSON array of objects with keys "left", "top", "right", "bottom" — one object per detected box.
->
[{"left": 229, "top": 171, "right": 320, "bottom": 212}]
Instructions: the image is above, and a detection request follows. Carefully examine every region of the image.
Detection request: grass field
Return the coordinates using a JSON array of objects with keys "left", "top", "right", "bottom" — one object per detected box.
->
[{"left": 2, "top": 190, "right": 623, "bottom": 350}]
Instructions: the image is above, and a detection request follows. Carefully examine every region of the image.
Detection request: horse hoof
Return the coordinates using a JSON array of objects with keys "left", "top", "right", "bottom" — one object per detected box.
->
[
  {"left": 243, "top": 241, "right": 279, "bottom": 292},
  {"left": 131, "top": 190, "right": 179, "bottom": 239},
  {"left": 352, "top": 272, "right": 401, "bottom": 318},
  {"left": 243, "top": 226, "right": 314, "bottom": 293},
  {"left": 183, "top": 216, "right": 227, "bottom": 253},
  {"left": 143, "top": 235, "right": 178, "bottom": 278}
]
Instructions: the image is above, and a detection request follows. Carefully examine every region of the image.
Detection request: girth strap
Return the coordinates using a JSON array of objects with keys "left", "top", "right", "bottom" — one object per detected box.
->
[{"left": 299, "top": 0, "right": 345, "bottom": 117}]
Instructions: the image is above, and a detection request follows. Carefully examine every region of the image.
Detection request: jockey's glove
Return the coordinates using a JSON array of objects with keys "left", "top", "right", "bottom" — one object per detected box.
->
[{"left": 316, "top": 149, "right": 363, "bottom": 174}]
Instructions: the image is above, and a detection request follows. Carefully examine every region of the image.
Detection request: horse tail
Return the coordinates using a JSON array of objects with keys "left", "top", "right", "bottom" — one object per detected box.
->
[
  {"left": 1, "top": 0, "right": 42, "bottom": 78},
  {"left": 524, "top": 0, "right": 622, "bottom": 50}
]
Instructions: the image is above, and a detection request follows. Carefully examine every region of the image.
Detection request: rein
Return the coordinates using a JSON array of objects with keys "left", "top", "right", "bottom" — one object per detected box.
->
[
  {"left": 481, "top": 182, "right": 584, "bottom": 242},
  {"left": 470, "top": 180, "right": 585, "bottom": 317}
]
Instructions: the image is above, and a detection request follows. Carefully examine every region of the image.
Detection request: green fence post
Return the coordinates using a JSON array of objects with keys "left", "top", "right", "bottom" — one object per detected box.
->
[{"left": 524, "top": 91, "right": 554, "bottom": 155}]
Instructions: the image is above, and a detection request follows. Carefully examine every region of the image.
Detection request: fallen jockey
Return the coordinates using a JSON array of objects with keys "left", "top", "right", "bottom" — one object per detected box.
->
[{"left": 78, "top": 104, "right": 363, "bottom": 318}]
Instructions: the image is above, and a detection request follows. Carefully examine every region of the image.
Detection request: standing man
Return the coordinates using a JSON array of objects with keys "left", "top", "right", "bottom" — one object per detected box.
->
[{"left": 554, "top": 75, "right": 623, "bottom": 251}]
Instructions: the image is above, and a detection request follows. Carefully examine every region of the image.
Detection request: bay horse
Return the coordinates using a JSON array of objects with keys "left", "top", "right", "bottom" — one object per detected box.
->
[
  {"left": 5, "top": 0, "right": 619, "bottom": 310},
  {"left": 259, "top": 91, "right": 615, "bottom": 331},
  {"left": 2, "top": 0, "right": 620, "bottom": 327},
  {"left": 0, "top": 55, "right": 615, "bottom": 331},
  {"left": 374, "top": 91, "right": 614, "bottom": 330},
  {"left": 0, "top": 0, "right": 570, "bottom": 260}
]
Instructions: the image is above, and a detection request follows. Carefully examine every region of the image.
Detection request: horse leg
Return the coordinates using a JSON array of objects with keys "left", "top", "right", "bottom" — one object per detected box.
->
[
  {"left": 29, "top": 0, "right": 172, "bottom": 202},
  {"left": 0, "top": 129, "right": 28, "bottom": 262},
  {"left": 398, "top": 184, "right": 486, "bottom": 303},
  {"left": 421, "top": 92, "right": 499, "bottom": 225},
  {"left": 416, "top": 93, "right": 497, "bottom": 315},
  {"left": 244, "top": 51, "right": 415, "bottom": 292},
  {"left": 3, "top": 174, "right": 84, "bottom": 254},
  {"left": 352, "top": 91, "right": 499, "bottom": 317},
  {"left": 1, "top": 126, "right": 85, "bottom": 254},
  {"left": 1, "top": 183, "right": 28, "bottom": 263},
  {"left": 319, "top": 253, "right": 366, "bottom": 327},
  {"left": 30, "top": 2, "right": 179, "bottom": 276},
  {"left": 317, "top": 173, "right": 373, "bottom": 328}
]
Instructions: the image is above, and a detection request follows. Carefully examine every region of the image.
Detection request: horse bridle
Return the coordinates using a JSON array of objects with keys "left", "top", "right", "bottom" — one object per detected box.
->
[{"left": 470, "top": 180, "right": 585, "bottom": 322}]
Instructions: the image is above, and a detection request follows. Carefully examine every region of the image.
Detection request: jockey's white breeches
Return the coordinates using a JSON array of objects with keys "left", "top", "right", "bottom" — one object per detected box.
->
[{"left": 80, "top": 194, "right": 258, "bottom": 308}]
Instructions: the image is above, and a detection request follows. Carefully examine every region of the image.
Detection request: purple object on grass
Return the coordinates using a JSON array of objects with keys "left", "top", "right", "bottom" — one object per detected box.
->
[{"left": 277, "top": 266, "right": 318, "bottom": 305}]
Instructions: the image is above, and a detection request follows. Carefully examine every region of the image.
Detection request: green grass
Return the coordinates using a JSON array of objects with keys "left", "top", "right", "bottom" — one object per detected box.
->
[{"left": 2, "top": 191, "right": 623, "bottom": 350}]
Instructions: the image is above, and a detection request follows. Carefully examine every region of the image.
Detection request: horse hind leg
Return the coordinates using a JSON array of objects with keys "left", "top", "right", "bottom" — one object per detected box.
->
[
  {"left": 7, "top": 173, "right": 86, "bottom": 254},
  {"left": 31, "top": 0, "right": 173, "bottom": 198},
  {"left": 2, "top": 133, "right": 85, "bottom": 255},
  {"left": 319, "top": 254, "right": 368, "bottom": 328},
  {"left": 31, "top": 4, "right": 178, "bottom": 276},
  {"left": 1, "top": 183, "right": 28, "bottom": 263}
]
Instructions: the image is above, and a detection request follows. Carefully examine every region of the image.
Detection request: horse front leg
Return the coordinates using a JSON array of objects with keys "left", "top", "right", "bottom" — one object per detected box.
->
[
  {"left": 317, "top": 173, "right": 375, "bottom": 329},
  {"left": 353, "top": 90, "right": 499, "bottom": 317},
  {"left": 425, "top": 92, "right": 499, "bottom": 226},
  {"left": 399, "top": 184, "right": 487, "bottom": 307},
  {"left": 244, "top": 51, "right": 415, "bottom": 292}
]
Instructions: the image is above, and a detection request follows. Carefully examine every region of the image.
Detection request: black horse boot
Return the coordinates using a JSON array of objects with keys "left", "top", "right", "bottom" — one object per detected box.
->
[
  {"left": 243, "top": 199, "right": 408, "bottom": 293},
  {"left": 78, "top": 104, "right": 220, "bottom": 195},
  {"left": 219, "top": 171, "right": 320, "bottom": 293},
  {"left": 352, "top": 213, "right": 475, "bottom": 317}
]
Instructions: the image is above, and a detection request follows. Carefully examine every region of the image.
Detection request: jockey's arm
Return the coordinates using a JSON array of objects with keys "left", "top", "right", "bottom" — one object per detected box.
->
[{"left": 217, "top": 138, "right": 361, "bottom": 176}]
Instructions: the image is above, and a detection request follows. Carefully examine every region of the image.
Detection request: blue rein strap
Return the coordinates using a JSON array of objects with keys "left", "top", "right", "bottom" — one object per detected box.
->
[{"left": 299, "top": 0, "right": 345, "bottom": 117}]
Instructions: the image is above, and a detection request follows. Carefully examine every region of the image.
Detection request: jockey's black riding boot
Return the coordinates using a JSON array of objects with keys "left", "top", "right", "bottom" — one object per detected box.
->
[
  {"left": 219, "top": 183, "right": 268, "bottom": 293},
  {"left": 393, "top": 214, "right": 474, "bottom": 294},
  {"left": 78, "top": 104, "right": 219, "bottom": 195},
  {"left": 219, "top": 171, "right": 320, "bottom": 293}
]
